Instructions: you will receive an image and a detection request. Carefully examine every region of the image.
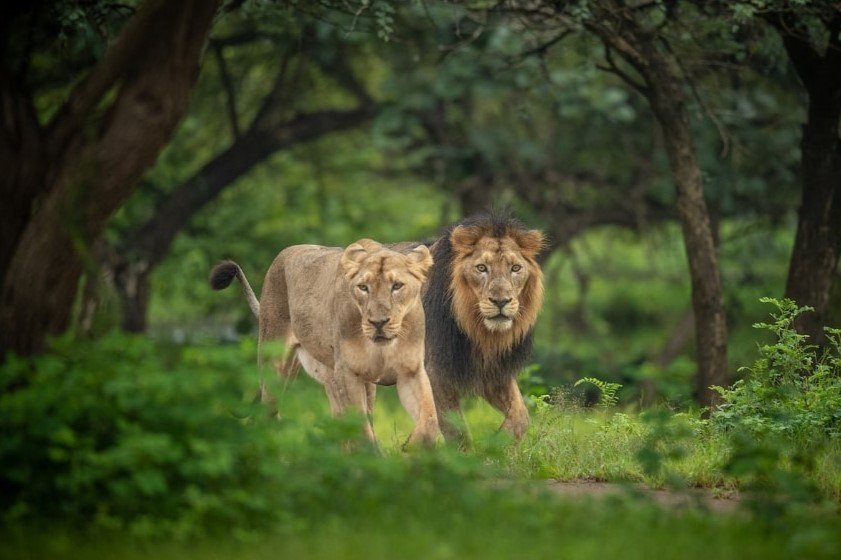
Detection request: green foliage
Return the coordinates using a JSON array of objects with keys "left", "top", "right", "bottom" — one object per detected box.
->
[
  {"left": 1, "top": 334, "right": 282, "bottom": 535},
  {"left": 708, "top": 298, "right": 841, "bottom": 519},
  {"left": 635, "top": 409, "right": 706, "bottom": 490},
  {"left": 147, "top": 135, "right": 448, "bottom": 331},
  {"left": 0, "top": 333, "right": 489, "bottom": 537},
  {"left": 516, "top": 363, "right": 550, "bottom": 405},
  {"left": 574, "top": 376, "right": 622, "bottom": 409},
  {"left": 2, "top": 330, "right": 841, "bottom": 556},
  {"left": 712, "top": 297, "right": 841, "bottom": 441},
  {"left": 536, "top": 221, "right": 792, "bottom": 405}
]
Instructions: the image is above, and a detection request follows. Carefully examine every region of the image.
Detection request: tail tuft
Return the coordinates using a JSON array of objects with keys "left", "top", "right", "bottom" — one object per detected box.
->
[{"left": 209, "top": 261, "right": 239, "bottom": 290}]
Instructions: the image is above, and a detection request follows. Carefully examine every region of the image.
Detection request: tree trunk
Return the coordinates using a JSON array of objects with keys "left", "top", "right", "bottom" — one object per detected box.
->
[
  {"left": 0, "top": 0, "right": 220, "bottom": 358},
  {"left": 115, "top": 261, "right": 152, "bottom": 333},
  {"left": 583, "top": 1, "right": 728, "bottom": 410},
  {"left": 654, "top": 95, "right": 728, "bottom": 410},
  {"left": 777, "top": 13, "right": 841, "bottom": 346},
  {"left": 785, "top": 116, "right": 841, "bottom": 345}
]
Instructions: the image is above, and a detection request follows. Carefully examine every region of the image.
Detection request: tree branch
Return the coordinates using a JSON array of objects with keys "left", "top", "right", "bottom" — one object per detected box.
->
[
  {"left": 597, "top": 43, "right": 649, "bottom": 96},
  {"left": 211, "top": 42, "right": 241, "bottom": 140},
  {"left": 121, "top": 104, "right": 380, "bottom": 266},
  {"left": 46, "top": 0, "right": 170, "bottom": 160}
]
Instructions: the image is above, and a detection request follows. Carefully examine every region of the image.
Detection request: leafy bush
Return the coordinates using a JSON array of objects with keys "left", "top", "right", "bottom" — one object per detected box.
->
[
  {"left": 0, "top": 333, "right": 489, "bottom": 538},
  {"left": 0, "top": 334, "right": 290, "bottom": 536},
  {"left": 712, "top": 298, "right": 841, "bottom": 441}
]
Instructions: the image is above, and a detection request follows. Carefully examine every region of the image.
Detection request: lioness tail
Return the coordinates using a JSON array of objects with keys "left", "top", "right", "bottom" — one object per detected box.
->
[{"left": 209, "top": 260, "right": 260, "bottom": 318}]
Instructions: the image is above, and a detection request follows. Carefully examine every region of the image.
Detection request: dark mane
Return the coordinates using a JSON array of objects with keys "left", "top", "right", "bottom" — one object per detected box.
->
[{"left": 423, "top": 211, "right": 536, "bottom": 392}]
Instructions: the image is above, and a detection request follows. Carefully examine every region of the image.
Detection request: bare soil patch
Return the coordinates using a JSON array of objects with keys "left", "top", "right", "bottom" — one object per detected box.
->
[{"left": 544, "top": 480, "right": 741, "bottom": 513}]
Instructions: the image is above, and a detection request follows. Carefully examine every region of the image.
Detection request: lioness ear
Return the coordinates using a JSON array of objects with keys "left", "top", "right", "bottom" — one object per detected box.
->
[
  {"left": 341, "top": 242, "right": 369, "bottom": 279},
  {"left": 355, "top": 238, "right": 382, "bottom": 252},
  {"left": 450, "top": 225, "right": 482, "bottom": 256},
  {"left": 512, "top": 229, "right": 546, "bottom": 259},
  {"left": 405, "top": 245, "right": 433, "bottom": 281}
]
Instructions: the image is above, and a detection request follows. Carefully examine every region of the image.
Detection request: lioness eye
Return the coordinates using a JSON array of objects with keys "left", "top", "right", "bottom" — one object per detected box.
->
[
  {"left": 511, "top": 264, "right": 522, "bottom": 273},
  {"left": 357, "top": 284, "right": 369, "bottom": 293},
  {"left": 476, "top": 264, "right": 488, "bottom": 273},
  {"left": 392, "top": 282, "right": 404, "bottom": 292}
]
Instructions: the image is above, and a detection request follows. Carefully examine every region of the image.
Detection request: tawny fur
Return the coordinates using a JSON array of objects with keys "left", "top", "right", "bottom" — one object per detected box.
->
[
  {"left": 419, "top": 212, "right": 546, "bottom": 445},
  {"left": 210, "top": 239, "right": 440, "bottom": 449}
]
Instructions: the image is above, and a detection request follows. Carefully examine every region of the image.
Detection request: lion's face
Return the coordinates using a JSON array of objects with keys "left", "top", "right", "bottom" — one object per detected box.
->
[
  {"left": 449, "top": 223, "right": 545, "bottom": 340},
  {"left": 341, "top": 240, "right": 433, "bottom": 345},
  {"left": 455, "top": 236, "right": 533, "bottom": 332}
]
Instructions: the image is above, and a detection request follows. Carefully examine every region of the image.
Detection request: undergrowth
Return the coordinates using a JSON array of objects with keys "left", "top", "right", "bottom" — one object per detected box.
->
[{"left": 1, "top": 297, "right": 840, "bottom": 557}]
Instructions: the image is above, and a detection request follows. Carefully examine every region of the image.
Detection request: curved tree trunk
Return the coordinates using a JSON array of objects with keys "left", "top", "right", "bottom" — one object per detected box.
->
[
  {"left": 0, "top": 0, "right": 221, "bottom": 358},
  {"left": 584, "top": 1, "right": 729, "bottom": 410},
  {"left": 658, "top": 108, "right": 728, "bottom": 409}
]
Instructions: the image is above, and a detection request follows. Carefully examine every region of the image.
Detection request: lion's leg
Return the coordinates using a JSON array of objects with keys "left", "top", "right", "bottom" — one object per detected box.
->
[
  {"left": 365, "top": 383, "right": 377, "bottom": 417},
  {"left": 326, "top": 366, "right": 378, "bottom": 446},
  {"left": 252, "top": 337, "right": 300, "bottom": 418},
  {"left": 277, "top": 339, "right": 301, "bottom": 379},
  {"left": 296, "top": 346, "right": 332, "bottom": 385},
  {"left": 364, "top": 383, "right": 378, "bottom": 442},
  {"left": 253, "top": 338, "right": 279, "bottom": 418},
  {"left": 429, "top": 373, "right": 471, "bottom": 448},
  {"left": 396, "top": 366, "right": 439, "bottom": 448},
  {"left": 255, "top": 320, "right": 294, "bottom": 419},
  {"left": 483, "top": 376, "right": 529, "bottom": 441}
]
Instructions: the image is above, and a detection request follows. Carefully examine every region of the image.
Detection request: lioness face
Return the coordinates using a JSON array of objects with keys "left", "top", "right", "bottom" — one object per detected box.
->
[
  {"left": 451, "top": 226, "right": 544, "bottom": 333},
  {"left": 342, "top": 241, "right": 433, "bottom": 345}
]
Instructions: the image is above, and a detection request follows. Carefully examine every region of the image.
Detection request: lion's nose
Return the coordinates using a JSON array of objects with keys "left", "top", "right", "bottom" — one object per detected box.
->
[
  {"left": 369, "top": 318, "right": 390, "bottom": 331},
  {"left": 489, "top": 298, "right": 511, "bottom": 311}
]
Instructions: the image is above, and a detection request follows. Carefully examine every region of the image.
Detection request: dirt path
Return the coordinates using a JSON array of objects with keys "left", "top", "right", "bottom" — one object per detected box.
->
[{"left": 544, "top": 480, "right": 741, "bottom": 513}]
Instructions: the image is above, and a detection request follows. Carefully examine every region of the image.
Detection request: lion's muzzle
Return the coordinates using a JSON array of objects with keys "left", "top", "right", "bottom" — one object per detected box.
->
[
  {"left": 478, "top": 295, "right": 519, "bottom": 332},
  {"left": 365, "top": 317, "right": 397, "bottom": 344}
]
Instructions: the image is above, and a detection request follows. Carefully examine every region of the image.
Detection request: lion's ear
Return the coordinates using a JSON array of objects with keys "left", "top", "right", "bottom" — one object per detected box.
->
[
  {"left": 405, "top": 245, "right": 433, "bottom": 281},
  {"left": 341, "top": 242, "right": 370, "bottom": 279},
  {"left": 355, "top": 238, "right": 382, "bottom": 252},
  {"left": 513, "top": 229, "right": 546, "bottom": 259},
  {"left": 450, "top": 225, "right": 482, "bottom": 255}
]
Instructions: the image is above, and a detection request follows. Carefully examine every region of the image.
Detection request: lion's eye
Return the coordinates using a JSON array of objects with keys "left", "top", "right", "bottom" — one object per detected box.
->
[
  {"left": 392, "top": 282, "right": 404, "bottom": 292},
  {"left": 357, "top": 284, "right": 369, "bottom": 293},
  {"left": 476, "top": 264, "right": 488, "bottom": 273},
  {"left": 511, "top": 264, "right": 522, "bottom": 273}
]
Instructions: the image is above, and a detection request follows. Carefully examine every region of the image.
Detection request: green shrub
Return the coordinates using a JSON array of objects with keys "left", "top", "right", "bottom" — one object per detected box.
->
[
  {"left": 0, "top": 334, "right": 291, "bottom": 536},
  {"left": 712, "top": 298, "right": 841, "bottom": 441},
  {"left": 710, "top": 298, "right": 841, "bottom": 516},
  {"left": 0, "top": 333, "right": 489, "bottom": 538}
]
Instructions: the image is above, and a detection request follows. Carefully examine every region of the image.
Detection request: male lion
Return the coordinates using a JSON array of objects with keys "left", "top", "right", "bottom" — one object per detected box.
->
[
  {"left": 419, "top": 212, "right": 545, "bottom": 445},
  {"left": 209, "top": 239, "right": 439, "bottom": 448}
]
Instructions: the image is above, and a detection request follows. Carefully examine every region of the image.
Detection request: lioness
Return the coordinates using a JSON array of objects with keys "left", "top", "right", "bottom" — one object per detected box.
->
[
  {"left": 209, "top": 239, "right": 439, "bottom": 448},
  {"left": 417, "top": 212, "right": 546, "bottom": 445}
]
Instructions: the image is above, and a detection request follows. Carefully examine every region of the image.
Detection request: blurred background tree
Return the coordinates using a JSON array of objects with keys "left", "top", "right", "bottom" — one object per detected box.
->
[{"left": 2, "top": 0, "right": 838, "bottom": 409}]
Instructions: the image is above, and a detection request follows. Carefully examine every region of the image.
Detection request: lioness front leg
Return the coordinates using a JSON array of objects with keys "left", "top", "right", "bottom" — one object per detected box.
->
[
  {"left": 396, "top": 365, "right": 439, "bottom": 448},
  {"left": 326, "top": 366, "right": 378, "bottom": 445},
  {"left": 484, "top": 377, "right": 529, "bottom": 441}
]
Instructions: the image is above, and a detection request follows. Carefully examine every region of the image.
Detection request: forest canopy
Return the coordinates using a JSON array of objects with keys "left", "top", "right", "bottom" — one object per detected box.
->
[{"left": 1, "top": 0, "right": 840, "bottom": 408}]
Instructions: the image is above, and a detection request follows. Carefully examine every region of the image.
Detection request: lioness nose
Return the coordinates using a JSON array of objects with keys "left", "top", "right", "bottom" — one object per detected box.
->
[
  {"left": 489, "top": 298, "right": 511, "bottom": 311},
  {"left": 369, "top": 318, "right": 390, "bottom": 331}
]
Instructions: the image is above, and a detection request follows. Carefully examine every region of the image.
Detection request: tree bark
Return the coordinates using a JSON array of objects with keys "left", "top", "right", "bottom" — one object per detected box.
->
[
  {"left": 0, "top": 0, "right": 221, "bottom": 358},
  {"left": 775, "top": 11, "right": 841, "bottom": 346},
  {"left": 584, "top": 1, "right": 729, "bottom": 409},
  {"left": 652, "top": 83, "right": 728, "bottom": 409}
]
